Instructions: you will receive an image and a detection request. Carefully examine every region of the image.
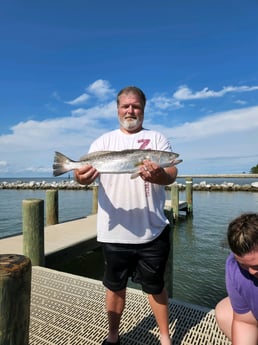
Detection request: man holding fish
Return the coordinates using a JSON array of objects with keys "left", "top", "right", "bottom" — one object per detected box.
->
[{"left": 74, "top": 86, "right": 179, "bottom": 345}]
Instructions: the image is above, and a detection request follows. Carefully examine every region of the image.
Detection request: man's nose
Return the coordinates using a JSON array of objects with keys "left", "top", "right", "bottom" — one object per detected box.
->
[{"left": 127, "top": 105, "right": 133, "bottom": 113}]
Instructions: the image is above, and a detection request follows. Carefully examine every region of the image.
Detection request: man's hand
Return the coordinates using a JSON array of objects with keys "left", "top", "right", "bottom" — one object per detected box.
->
[
  {"left": 139, "top": 160, "right": 177, "bottom": 185},
  {"left": 74, "top": 164, "right": 99, "bottom": 185}
]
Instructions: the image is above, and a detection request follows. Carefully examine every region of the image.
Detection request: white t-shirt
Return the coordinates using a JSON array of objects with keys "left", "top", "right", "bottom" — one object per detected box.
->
[{"left": 89, "top": 128, "right": 172, "bottom": 244}]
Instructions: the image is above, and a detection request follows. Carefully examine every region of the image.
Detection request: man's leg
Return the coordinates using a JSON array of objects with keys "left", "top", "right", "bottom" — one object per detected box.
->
[
  {"left": 148, "top": 288, "right": 171, "bottom": 345},
  {"left": 105, "top": 288, "right": 126, "bottom": 343}
]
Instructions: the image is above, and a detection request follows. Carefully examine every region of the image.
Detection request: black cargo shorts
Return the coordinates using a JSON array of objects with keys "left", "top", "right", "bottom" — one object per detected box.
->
[{"left": 102, "top": 225, "right": 171, "bottom": 294}]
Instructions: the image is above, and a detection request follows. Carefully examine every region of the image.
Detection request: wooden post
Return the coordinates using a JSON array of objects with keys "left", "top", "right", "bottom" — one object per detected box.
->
[
  {"left": 0, "top": 254, "right": 31, "bottom": 345},
  {"left": 46, "top": 189, "right": 59, "bottom": 225},
  {"left": 185, "top": 177, "right": 193, "bottom": 215},
  {"left": 23, "top": 199, "right": 45, "bottom": 266},
  {"left": 171, "top": 183, "right": 179, "bottom": 221},
  {"left": 92, "top": 185, "right": 98, "bottom": 214},
  {"left": 164, "top": 208, "right": 174, "bottom": 226}
]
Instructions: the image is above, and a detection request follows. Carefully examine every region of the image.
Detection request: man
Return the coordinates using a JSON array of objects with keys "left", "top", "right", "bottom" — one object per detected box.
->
[
  {"left": 74, "top": 86, "right": 178, "bottom": 345},
  {"left": 215, "top": 213, "right": 258, "bottom": 345}
]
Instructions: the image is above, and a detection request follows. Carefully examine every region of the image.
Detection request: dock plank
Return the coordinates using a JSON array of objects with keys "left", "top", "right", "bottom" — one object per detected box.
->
[{"left": 0, "top": 214, "right": 97, "bottom": 255}]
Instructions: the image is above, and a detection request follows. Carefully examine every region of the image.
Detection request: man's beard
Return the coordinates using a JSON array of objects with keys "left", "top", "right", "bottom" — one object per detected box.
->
[{"left": 119, "top": 117, "right": 142, "bottom": 132}]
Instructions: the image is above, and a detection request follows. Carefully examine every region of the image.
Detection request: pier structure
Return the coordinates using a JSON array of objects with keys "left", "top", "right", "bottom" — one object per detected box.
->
[
  {"left": 0, "top": 253, "right": 231, "bottom": 345},
  {"left": 0, "top": 212, "right": 232, "bottom": 344},
  {"left": 0, "top": 182, "right": 235, "bottom": 344},
  {"left": 27, "top": 265, "right": 231, "bottom": 345}
]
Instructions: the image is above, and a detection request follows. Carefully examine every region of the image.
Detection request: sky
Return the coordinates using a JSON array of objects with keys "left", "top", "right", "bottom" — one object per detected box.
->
[{"left": 0, "top": 0, "right": 258, "bottom": 178}]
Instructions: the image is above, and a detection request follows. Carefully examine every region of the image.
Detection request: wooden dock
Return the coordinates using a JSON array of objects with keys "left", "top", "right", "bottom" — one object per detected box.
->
[
  {"left": 0, "top": 201, "right": 231, "bottom": 344},
  {"left": 0, "top": 199, "right": 189, "bottom": 257},
  {"left": 30, "top": 266, "right": 231, "bottom": 345},
  {"left": 0, "top": 214, "right": 98, "bottom": 258}
]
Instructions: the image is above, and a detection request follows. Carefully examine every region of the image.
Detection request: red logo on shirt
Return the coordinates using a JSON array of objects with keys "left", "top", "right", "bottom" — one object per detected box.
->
[{"left": 138, "top": 139, "right": 150, "bottom": 149}]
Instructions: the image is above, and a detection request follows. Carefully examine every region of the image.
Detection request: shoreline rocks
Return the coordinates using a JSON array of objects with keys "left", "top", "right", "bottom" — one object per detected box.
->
[
  {"left": 173, "top": 181, "right": 258, "bottom": 192},
  {"left": 0, "top": 179, "right": 258, "bottom": 191},
  {"left": 0, "top": 180, "right": 89, "bottom": 190}
]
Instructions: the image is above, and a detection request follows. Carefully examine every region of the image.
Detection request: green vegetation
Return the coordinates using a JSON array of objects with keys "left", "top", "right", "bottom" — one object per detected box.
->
[{"left": 250, "top": 164, "right": 258, "bottom": 173}]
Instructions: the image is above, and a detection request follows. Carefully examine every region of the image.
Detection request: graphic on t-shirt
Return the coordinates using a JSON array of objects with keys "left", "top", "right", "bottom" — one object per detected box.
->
[{"left": 138, "top": 139, "right": 150, "bottom": 149}]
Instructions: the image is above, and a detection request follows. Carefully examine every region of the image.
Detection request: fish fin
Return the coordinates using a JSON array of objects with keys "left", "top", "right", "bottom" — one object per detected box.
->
[
  {"left": 172, "top": 159, "right": 183, "bottom": 166},
  {"left": 159, "top": 159, "right": 183, "bottom": 168},
  {"left": 130, "top": 171, "right": 140, "bottom": 179},
  {"left": 134, "top": 161, "right": 144, "bottom": 167},
  {"left": 130, "top": 159, "right": 183, "bottom": 179},
  {"left": 53, "top": 151, "right": 74, "bottom": 177}
]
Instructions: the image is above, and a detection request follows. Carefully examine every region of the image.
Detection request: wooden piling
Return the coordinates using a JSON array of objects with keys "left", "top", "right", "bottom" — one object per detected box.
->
[
  {"left": 185, "top": 177, "right": 193, "bottom": 215},
  {"left": 46, "top": 189, "right": 59, "bottom": 225},
  {"left": 0, "top": 254, "right": 31, "bottom": 345},
  {"left": 22, "top": 199, "right": 45, "bottom": 266},
  {"left": 171, "top": 183, "right": 179, "bottom": 220}
]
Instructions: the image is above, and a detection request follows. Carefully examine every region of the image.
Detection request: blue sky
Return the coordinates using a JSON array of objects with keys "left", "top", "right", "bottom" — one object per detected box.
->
[{"left": 1, "top": 0, "right": 258, "bottom": 177}]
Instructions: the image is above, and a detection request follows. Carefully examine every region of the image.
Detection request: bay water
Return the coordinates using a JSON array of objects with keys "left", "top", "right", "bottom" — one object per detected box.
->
[{"left": 1, "top": 177, "right": 258, "bottom": 309}]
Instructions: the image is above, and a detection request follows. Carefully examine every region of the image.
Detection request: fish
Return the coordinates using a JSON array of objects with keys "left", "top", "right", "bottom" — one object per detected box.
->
[{"left": 53, "top": 149, "right": 182, "bottom": 179}]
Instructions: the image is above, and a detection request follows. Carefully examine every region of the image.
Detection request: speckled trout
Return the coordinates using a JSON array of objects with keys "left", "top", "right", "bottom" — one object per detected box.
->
[{"left": 53, "top": 149, "right": 182, "bottom": 178}]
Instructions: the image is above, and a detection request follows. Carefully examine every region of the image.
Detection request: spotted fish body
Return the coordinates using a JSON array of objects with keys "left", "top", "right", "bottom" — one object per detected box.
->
[{"left": 53, "top": 149, "right": 182, "bottom": 178}]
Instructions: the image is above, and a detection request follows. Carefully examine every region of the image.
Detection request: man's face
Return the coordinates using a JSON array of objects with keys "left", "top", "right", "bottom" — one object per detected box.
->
[
  {"left": 117, "top": 92, "right": 144, "bottom": 134},
  {"left": 235, "top": 250, "right": 258, "bottom": 278}
]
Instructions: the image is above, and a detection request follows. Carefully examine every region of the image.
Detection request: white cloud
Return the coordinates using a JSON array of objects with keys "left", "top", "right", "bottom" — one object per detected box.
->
[
  {"left": 65, "top": 93, "right": 90, "bottom": 106},
  {"left": 0, "top": 161, "right": 7, "bottom": 167},
  {"left": 65, "top": 79, "right": 116, "bottom": 107},
  {"left": 70, "top": 101, "right": 116, "bottom": 118},
  {"left": 23, "top": 166, "right": 52, "bottom": 174},
  {"left": 173, "top": 85, "right": 258, "bottom": 100},
  {"left": 86, "top": 79, "right": 116, "bottom": 100},
  {"left": 148, "top": 95, "right": 183, "bottom": 110},
  {"left": 235, "top": 99, "right": 247, "bottom": 105},
  {"left": 0, "top": 160, "right": 8, "bottom": 173},
  {"left": 171, "top": 106, "right": 258, "bottom": 142}
]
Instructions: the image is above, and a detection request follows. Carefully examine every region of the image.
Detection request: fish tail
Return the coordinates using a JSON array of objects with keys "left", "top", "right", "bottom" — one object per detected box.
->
[{"left": 53, "top": 151, "right": 74, "bottom": 177}]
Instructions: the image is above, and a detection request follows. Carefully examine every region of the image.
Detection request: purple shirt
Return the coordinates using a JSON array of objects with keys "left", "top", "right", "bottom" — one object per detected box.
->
[{"left": 226, "top": 253, "right": 258, "bottom": 320}]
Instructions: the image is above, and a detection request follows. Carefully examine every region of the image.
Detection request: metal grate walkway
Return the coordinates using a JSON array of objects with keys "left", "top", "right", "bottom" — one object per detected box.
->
[{"left": 30, "top": 267, "right": 231, "bottom": 345}]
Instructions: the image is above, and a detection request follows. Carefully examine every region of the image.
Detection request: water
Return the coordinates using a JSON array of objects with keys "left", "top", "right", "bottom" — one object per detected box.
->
[
  {"left": 0, "top": 189, "right": 93, "bottom": 238},
  {"left": 172, "top": 190, "right": 258, "bottom": 308},
  {"left": 1, "top": 177, "right": 258, "bottom": 309}
]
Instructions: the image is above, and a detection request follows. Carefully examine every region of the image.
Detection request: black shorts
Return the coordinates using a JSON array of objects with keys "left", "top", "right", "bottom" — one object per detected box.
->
[{"left": 102, "top": 225, "right": 171, "bottom": 295}]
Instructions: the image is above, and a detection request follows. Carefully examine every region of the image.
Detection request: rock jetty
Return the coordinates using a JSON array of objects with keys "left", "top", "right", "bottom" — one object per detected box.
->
[
  {"left": 0, "top": 180, "right": 88, "bottom": 190},
  {"left": 0, "top": 179, "right": 258, "bottom": 191},
  {"left": 174, "top": 181, "right": 258, "bottom": 192}
]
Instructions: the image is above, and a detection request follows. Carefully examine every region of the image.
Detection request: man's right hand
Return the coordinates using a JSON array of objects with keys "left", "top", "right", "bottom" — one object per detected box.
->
[{"left": 74, "top": 165, "right": 99, "bottom": 185}]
